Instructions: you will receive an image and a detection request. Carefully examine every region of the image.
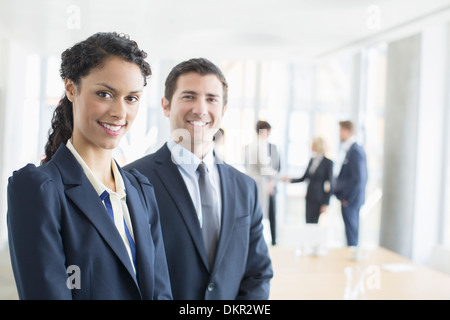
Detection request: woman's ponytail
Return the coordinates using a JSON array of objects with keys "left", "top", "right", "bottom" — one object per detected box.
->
[{"left": 41, "top": 95, "right": 73, "bottom": 164}]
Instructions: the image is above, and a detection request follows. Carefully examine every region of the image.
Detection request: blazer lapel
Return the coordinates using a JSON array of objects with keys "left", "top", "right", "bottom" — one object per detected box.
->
[
  {"left": 212, "top": 163, "right": 237, "bottom": 272},
  {"left": 312, "top": 157, "right": 325, "bottom": 177},
  {"left": 305, "top": 158, "right": 313, "bottom": 176},
  {"left": 345, "top": 142, "right": 357, "bottom": 163},
  {"left": 154, "top": 145, "right": 210, "bottom": 270},
  {"left": 121, "top": 169, "right": 152, "bottom": 297},
  {"left": 52, "top": 145, "right": 139, "bottom": 286}
]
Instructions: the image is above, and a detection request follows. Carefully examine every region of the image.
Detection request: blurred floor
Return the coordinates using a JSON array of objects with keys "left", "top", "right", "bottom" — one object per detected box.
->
[
  {"left": 0, "top": 248, "right": 18, "bottom": 300},
  {"left": 272, "top": 195, "right": 381, "bottom": 250}
]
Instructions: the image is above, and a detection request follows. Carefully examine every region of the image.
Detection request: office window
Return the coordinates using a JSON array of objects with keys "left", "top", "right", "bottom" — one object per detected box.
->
[
  {"left": 358, "top": 44, "right": 387, "bottom": 245},
  {"left": 218, "top": 61, "right": 260, "bottom": 168},
  {"left": 284, "top": 110, "right": 311, "bottom": 204},
  {"left": 22, "top": 55, "right": 42, "bottom": 163},
  {"left": 40, "top": 56, "right": 63, "bottom": 159},
  {"left": 220, "top": 106, "right": 255, "bottom": 168},
  {"left": 445, "top": 141, "right": 450, "bottom": 246},
  {"left": 444, "top": 75, "right": 450, "bottom": 246},
  {"left": 315, "top": 55, "right": 352, "bottom": 112},
  {"left": 314, "top": 112, "right": 339, "bottom": 158},
  {"left": 292, "top": 64, "right": 313, "bottom": 109},
  {"left": 286, "top": 110, "right": 311, "bottom": 169},
  {"left": 222, "top": 61, "right": 259, "bottom": 108},
  {"left": 45, "top": 56, "right": 62, "bottom": 100}
]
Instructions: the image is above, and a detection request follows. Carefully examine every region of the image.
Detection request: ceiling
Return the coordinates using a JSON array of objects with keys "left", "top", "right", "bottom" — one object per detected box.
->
[{"left": 1, "top": 0, "right": 450, "bottom": 62}]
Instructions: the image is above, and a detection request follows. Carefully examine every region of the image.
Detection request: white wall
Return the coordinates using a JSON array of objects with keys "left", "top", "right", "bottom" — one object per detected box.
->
[
  {"left": 412, "top": 23, "right": 450, "bottom": 263},
  {"left": 0, "top": 40, "right": 29, "bottom": 249},
  {"left": 380, "top": 22, "right": 450, "bottom": 264},
  {"left": 0, "top": 36, "right": 8, "bottom": 249}
]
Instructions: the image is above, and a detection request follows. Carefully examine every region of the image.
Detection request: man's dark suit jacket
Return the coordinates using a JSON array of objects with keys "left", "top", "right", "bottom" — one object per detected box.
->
[
  {"left": 7, "top": 144, "right": 172, "bottom": 300},
  {"left": 125, "top": 143, "right": 273, "bottom": 300},
  {"left": 334, "top": 142, "right": 368, "bottom": 207},
  {"left": 291, "top": 156, "right": 333, "bottom": 205}
]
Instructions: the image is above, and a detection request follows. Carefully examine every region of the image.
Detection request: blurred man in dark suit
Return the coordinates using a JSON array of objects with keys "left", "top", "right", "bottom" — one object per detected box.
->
[{"left": 334, "top": 121, "right": 368, "bottom": 246}]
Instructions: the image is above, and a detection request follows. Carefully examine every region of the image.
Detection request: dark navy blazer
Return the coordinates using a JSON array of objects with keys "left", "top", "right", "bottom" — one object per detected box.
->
[
  {"left": 7, "top": 145, "right": 172, "bottom": 300},
  {"left": 291, "top": 156, "right": 334, "bottom": 205},
  {"left": 334, "top": 142, "right": 368, "bottom": 207},
  {"left": 125, "top": 143, "right": 273, "bottom": 300}
]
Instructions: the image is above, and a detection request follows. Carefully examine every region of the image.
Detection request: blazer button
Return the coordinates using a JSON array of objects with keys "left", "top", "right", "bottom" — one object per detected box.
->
[{"left": 207, "top": 283, "right": 216, "bottom": 292}]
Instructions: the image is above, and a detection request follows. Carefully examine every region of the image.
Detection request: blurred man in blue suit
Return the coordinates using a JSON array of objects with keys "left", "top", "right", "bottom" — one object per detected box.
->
[
  {"left": 125, "top": 58, "right": 272, "bottom": 299},
  {"left": 334, "top": 121, "right": 368, "bottom": 246}
]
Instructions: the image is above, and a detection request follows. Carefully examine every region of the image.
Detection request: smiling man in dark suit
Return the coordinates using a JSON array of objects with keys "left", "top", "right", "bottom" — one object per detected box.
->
[
  {"left": 125, "top": 58, "right": 272, "bottom": 300},
  {"left": 334, "top": 121, "right": 368, "bottom": 246}
]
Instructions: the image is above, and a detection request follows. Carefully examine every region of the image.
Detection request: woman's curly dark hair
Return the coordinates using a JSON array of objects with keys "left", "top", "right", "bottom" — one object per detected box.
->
[{"left": 42, "top": 32, "right": 151, "bottom": 164}]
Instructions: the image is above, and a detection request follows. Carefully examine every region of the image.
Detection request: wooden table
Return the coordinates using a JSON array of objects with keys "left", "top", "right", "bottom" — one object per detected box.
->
[{"left": 268, "top": 245, "right": 450, "bottom": 300}]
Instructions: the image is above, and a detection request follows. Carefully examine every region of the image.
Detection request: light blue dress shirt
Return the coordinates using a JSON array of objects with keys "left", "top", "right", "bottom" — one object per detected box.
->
[{"left": 167, "top": 140, "right": 222, "bottom": 229}]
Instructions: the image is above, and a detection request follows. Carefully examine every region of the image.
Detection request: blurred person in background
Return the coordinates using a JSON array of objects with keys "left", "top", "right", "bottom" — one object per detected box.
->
[
  {"left": 283, "top": 137, "right": 333, "bottom": 224},
  {"left": 245, "top": 120, "right": 281, "bottom": 245},
  {"left": 333, "top": 120, "right": 368, "bottom": 246}
]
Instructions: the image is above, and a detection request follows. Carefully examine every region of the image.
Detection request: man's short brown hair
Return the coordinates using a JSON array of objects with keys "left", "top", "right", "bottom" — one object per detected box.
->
[
  {"left": 339, "top": 120, "right": 355, "bottom": 133},
  {"left": 256, "top": 120, "right": 271, "bottom": 133},
  {"left": 164, "top": 58, "right": 229, "bottom": 106}
]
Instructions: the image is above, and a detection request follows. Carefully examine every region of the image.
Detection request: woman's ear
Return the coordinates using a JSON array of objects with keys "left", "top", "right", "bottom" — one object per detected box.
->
[{"left": 64, "top": 78, "right": 76, "bottom": 102}]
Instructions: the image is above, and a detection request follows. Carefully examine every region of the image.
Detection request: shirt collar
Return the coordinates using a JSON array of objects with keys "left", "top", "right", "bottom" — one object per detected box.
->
[
  {"left": 167, "top": 139, "right": 216, "bottom": 175},
  {"left": 342, "top": 135, "right": 356, "bottom": 152},
  {"left": 66, "top": 140, "right": 126, "bottom": 198},
  {"left": 313, "top": 154, "right": 324, "bottom": 162},
  {"left": 111, "top": 159, "right": 126, "bottom": 198},
  {"left": 200, "top": 148, "right": 216, "bottom": 174}
]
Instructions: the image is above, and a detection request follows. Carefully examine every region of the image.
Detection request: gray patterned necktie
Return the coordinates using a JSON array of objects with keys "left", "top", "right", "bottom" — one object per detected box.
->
[{"left": 197, "top": 162, "right": 220, "bottom": 269}]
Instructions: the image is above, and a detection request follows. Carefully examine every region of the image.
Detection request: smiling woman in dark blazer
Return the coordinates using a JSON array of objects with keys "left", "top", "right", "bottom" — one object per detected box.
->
[
  {"left": 7, "top": 32, "right": 172, "bottom": 300},
  {"left": 284, "top": 137, "right": 333, "bottom": 224}
]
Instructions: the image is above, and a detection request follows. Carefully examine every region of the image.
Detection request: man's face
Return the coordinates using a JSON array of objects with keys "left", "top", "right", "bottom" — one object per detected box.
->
[
  {"left": 258, "top": 129, "right": 270, "bottom": 140},
  {"left": 162, "top": 72, "right": 227, "bottom": 153},
  {"left": 339, "top": 127, "right": 351, "bottom": 142}
]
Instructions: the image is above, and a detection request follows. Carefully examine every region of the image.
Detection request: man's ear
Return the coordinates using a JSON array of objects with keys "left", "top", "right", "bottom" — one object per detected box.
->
[
  {"left": 161, "top": 97, "right": 171, "bottom": 118},
  {"left": 65, "top": 78, "right": 76, "bottom": 102},
  {"left": 222, "top": 104, "right": 228, "bottom": 116}
]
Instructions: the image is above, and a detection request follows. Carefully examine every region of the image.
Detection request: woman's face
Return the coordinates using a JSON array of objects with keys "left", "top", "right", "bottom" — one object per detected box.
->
[{"left": 65, "top": 56, "right": 144, "bottom": 153}]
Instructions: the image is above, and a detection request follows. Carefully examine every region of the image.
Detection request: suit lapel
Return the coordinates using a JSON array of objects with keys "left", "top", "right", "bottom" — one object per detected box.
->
[
  {"left": 52, "top": 145, "right": 139, "bottom": 287},
  {"left": 345, "top": 143, "right": 356, "bottom": 162},
  {"left": 154, "top": 145, "right": 210, "bottom": 270},
  {"left": 339, "top": 143, "right": 356, "bottom": 178},
  {"left": 305, "top": 158, "right": 313, "bottom": 177},
  {"left": 121, "top": 169, "right": 152, "bottom": 297},
  {"left": 312, "top": 157, "right": 325, "bottom": 177},
  {"left": 212, "top": 163, "right": 236, "bottom": 272}
]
